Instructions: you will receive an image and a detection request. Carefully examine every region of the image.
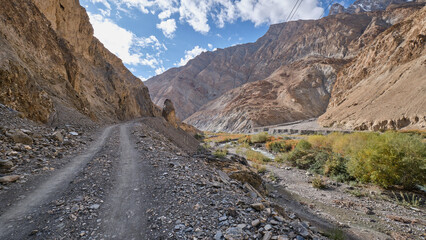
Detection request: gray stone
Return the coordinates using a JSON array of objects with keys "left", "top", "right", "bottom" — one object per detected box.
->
[
  {"left": 262, "top": 231, "right": 272, "bottom": 240},
  {"left": 89, "top": 204, "right": 100, "bottom": 210},
  {"left": 214, "top": 231, "right": 223, "bottom": 240},
  {"left": 0, "top": 175, "right": 20, "bottom": 183},
  {"left": 237, "top": 224, "right": 246, "bottom": 229},
  {"left": 224, "top": 227, "right": 245, "bottom": 240},
  {"left": 251, "top": 202, "right": 265, "bottom": 211},
  {"left": 53, "top": 131, "right": 64, "bottom": 142},
  {"left": 219, "top": 215, "right": 228, "bottom": 221},
  {"left": 11, "top": 130, "right": 33, "bottom": 145},
  {"left": 251, "top": 219, "right": 261, "bottom": 227},
  {"left": 264, "top": 224, "right": 272, "bottom": 231},
  {"left": 277, "top": 236, "right": 289, "bottom": 240},
  {"left": 0, "top": 160, "right": 14, "bottom": 170}
]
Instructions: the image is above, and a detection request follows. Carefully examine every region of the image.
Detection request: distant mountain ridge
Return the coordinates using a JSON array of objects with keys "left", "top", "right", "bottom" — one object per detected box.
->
[{"left": 329, "top": 0, "right": 411, "bottom": 15}]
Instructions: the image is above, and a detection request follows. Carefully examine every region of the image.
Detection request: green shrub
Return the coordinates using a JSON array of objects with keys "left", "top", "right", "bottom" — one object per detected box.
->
[
  {"left": 245, "top": 149, "right": 271, "bottom": 163},
  {"left": 323, "top": 154, "right": 352, "bottom": 182},
  {"left": 213, "top": 149, "right": 228, "bottom": 158},
  {"left": 194, "top": 133, "right": 204, "bottom": 140},
  {"left": 347, "top": 132, "right": 426, "bottom": 189},
  {"left": 312, "top": 176, "right": 327, "bottom": 189},
  {"left": 266, "top": 140, "right": 293, "bottom": 153},
  {"left": 275, "top": 153, "right": 287, "bottom": 163},
  {"left": 295, "top": 140, "right": 312, "bottom": 151},
  {"left": 250, "top": 132, "right": 269, "bottom": 144}
]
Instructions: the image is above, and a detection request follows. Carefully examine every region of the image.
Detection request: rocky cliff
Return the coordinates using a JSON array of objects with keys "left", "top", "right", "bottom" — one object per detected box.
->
[
  {"left": 319, "top": 6, "right": 426, "bottom": 130},
  {"left": 0, "top": 0, "right": 157, "bottom": 125}
]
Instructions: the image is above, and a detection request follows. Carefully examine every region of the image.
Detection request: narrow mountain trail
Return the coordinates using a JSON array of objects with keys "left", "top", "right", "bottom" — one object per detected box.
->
[{"left": 100, "top": 124, "right": 151, "bottom": 239}]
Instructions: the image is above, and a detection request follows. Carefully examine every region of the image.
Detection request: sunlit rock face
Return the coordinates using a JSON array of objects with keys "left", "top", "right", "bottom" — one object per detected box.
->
[{"left": 0, "top": 0, "right": 158, "bottom": 124}]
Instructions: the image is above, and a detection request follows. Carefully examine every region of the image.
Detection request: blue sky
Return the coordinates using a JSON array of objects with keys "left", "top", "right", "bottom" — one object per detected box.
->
[{"left": 81, "top": 0, "right": 354, "bottom": 81}]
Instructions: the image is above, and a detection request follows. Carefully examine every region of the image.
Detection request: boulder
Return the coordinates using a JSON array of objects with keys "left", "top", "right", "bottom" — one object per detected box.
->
[
  {"left": 162, "top": 99, "right": 179, "bottom": 128},
  {"left": 11, "top": 130, "right": 33, "bottom": 145},
  {"left": 0, "top": 175, "right": 20, "bottom": 183}
]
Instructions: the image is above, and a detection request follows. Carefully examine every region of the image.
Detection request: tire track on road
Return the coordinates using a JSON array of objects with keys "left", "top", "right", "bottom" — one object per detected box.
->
[
  {"left": 101, "top": 123, "right": 149, "bottom": 239},
  {"left": 0, "top": 125, "right": 115, "bottom": 239}
]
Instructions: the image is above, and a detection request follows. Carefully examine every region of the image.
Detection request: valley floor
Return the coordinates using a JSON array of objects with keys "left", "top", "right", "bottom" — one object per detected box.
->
[{"left": 214, "top": 139, "right": 425, "bottom": 240}]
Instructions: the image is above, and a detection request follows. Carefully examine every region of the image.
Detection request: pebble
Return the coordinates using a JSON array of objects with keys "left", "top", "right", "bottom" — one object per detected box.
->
[
  {"left": 252, "top": 219, "right": 261, "bottom": 227},
  {"left": 251, "top": 202, "right": 265, "bottom": 211}
]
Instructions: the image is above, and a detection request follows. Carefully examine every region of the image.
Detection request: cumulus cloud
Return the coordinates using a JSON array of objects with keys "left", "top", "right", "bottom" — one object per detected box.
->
[
  {"left": 88, "top": 13, "right": 142, "bottom": 65},
  {"left": 90, "top": 0, "right": 112, "bottom": 9},
  {"left": 207, "top": 43, "right": 213, "bottom": 49},
  {"left": 135, "top": 35, "right": 167, "bottom": 50},
  {"left": 156, "top": 19, "right": 177, "bottom": 38},
  {"left": 155, "top": 66, "right": 166, "bottom": 75},
  {"left": 87, "top": 13, "right": 165, "bottom": 69},
  {"left": 109, "top": 0, "right": 323, "bottom": 34},
  {"left": 176, "top": 46, "right": 207, "bottom": 66}
]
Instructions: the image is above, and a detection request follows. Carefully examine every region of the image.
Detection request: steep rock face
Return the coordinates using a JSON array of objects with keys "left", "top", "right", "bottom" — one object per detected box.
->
[
  {"left": 319, "top": 6, "right": 426, "bottom": 130},
  {"left": 185, "top": 5, "right": 422, "bottom": 132},
  {"left": 0, "top": 0, "right": 157, "bottom": 124}
]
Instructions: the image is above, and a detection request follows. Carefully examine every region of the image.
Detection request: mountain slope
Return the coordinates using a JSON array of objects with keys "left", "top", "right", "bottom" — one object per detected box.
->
[
  {"left": 185, "top": 5, "right": 423, "bottom": 132},
  {"left": 0, "top": 0, "right": 157, "bottom": 124},
  {"left": 319, "top": 6, "right": 426, "bottom": 130},
  {"left": 145, "top": 11, "right": 381, "bottom": 120},
  {"left": 146, "top": 2, "right": 424, "bottom": 132}
]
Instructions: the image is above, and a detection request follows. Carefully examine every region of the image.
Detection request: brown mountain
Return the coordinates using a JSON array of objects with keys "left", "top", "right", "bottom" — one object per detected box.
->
[
  {"left": 145, "top": 8, "right": 389, "bottom": 120},
  {"left": 319, "top": 5, "right": 426, "bottom": 130},
  {"left": 0, "top": 0, "right": 157, "bottom": 125},
  {"left": 148, "top": 3, "right": 424, "bottom": 132}
]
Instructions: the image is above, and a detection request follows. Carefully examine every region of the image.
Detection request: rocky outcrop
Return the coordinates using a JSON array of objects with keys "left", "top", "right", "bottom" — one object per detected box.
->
[
  {"left": 0, "top": 0, "right": 157, "bottom": 124},
  {"left": 319, "top": 6, "right": 426, "bottom": 130},
  {"left": 162, "top": 99, "right": 179, "bottom": 128}
]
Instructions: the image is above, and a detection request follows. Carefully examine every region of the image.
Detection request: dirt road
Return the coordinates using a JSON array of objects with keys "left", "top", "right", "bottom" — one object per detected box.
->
[
  {"left": 0, "top": 118, "right": 332, "bottom": 239},
  {"left": 0, "top": 123, "right": 154, "bottom": 239}
]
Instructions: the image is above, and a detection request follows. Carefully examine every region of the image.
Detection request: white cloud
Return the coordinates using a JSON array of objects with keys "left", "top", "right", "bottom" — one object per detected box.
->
[
  {"left": 156, "top": 19, "right": 177, "bottom": 38},
  {"left": 90, "top": 0, "right": 111, "bottom": 9},
  {"left": 178, "top": 0, "right": 211, "bottom": 34},
  {"left": 236, "top": 0, "right": 323, "bottom": 26},
  {"left": 207, "top": 43, "right": 213, "bottom": 49},
  {"left": 87, "top": 13, "right": 165, "bottom": 69},
  {"left": 158, "top": 9, "right": 172, "bottom": 19},
  {"left": 176, "top": 45, "right": 207, "bottom": 66},
  {"left": 135, "top": 35, "right": 167, "bottom": 50},
  {"left": 88, "top": 13, "right": 142, "bottom": 65},
  {"left": 155, "top": 66, "right": 166, "bottom": 75},
  {"left": 110, "top": 0, "right": 323, "bottom": 34}
]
